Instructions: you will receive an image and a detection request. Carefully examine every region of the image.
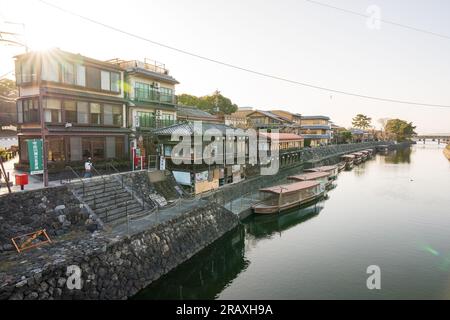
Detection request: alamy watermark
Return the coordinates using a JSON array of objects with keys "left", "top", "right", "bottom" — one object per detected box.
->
[
  {"left": 366, "top": 265, "right": 381, "bottom": 290},
  {"left": 170, "top": 121, "right": 280, "bottom": 175}
]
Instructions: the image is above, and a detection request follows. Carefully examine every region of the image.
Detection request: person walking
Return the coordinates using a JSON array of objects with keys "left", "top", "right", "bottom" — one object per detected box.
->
[{"left": 84, "top": 157, "right": 93, "bottom": 178}]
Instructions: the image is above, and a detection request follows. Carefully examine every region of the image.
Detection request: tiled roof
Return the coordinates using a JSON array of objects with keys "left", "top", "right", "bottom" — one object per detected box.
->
[
  {"left": 176, "top": 106, "right": 217, "bottom": 119},
  {"left": 152, "top": 122, "right": 235, "bottom": 136},
  {"left": 301, "top": 115, "right": 330, "bottom": 120},
  {"left": 259, "top": 132, "right": 304, "bottom": 141}
]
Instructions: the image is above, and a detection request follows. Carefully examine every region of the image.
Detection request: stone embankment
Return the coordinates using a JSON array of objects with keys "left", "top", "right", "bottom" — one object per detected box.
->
[{"left": 0, "top": 202, "right": 238, "bottom": 300}]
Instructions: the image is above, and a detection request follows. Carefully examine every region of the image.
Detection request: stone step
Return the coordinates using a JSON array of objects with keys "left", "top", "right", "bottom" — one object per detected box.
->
[
  {"left": 93, "top": 199, "right": 142, "bottom": 214},
  {"left": 82, "top": 190, "right": 132, "bottom": 203},
  {"left": 71, "top": 181, "right": 122, "bottom": 194},
  {"left": 99, "top": 206, "right": 148, "bottom": 224}
]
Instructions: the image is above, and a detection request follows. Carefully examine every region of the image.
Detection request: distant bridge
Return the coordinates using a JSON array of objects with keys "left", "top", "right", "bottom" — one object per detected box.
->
[{"left": 415, "top": 134, "right": 450, "bottom": 144}]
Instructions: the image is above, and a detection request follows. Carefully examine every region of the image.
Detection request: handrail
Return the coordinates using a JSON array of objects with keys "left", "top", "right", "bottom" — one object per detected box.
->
[
  {"left": 108, "top": 162, "right": 124, "bottom": 188},
  {"left": 66, "top": 166, "right": 85, "bottom": 196},
  {"left": 90, "top": 165, "right": 107, "bottom": 193}
]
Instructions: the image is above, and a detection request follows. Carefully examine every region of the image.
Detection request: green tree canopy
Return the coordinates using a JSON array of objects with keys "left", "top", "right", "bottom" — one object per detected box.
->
[
  {"left": 340, "top": 131, "right": 353, "bottom": 143},
  {"left": 385, "top": 119, "right": 417, "bottom": 141},
  {"left": 352, "top": 114, "right": 372, "bottom": 130},
  {"left": 177, "top": 90, "right": 238, "bottom": 115}
]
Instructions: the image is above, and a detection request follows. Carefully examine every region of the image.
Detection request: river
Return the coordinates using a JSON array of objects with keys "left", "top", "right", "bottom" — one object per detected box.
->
[{"left": 134, "top": 144, "right": 450, "bottom": 300}]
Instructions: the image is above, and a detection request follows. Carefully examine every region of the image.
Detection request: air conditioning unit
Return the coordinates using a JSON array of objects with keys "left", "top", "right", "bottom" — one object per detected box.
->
[{"left": 153, "top": 82, "right": 160, "bottom": 90}]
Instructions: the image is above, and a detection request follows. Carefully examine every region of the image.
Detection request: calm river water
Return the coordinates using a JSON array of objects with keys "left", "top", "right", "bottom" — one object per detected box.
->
[{"left": 135, "top": 144, "right": 450, "bottom": 299}]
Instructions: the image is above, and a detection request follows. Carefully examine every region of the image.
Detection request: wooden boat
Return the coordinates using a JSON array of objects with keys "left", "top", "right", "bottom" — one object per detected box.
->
[
  {"left": 337, "top": 161, "right": 346, "bottom": 172},
  {"left": 359, "top": 151, "right": 369, "bottom": 161},
  {"left": 288, "top": 171, "right": 332, "bottom": 189},
  {"left": 252, "top": 180, "right": 325, "bottom": 214},
  {"left": 305, "top": 165, "right": 338, "bottom": 180},
  {"left": 352, "top": 152, "right": 363, "bottom": 164},
  {"left": 341, "top": 154, "right": 355, "bottom": 170}
]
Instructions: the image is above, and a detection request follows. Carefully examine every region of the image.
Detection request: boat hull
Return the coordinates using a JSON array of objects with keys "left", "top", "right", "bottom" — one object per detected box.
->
[{"left": 252, "top": 191, "right": 325, "bottom": 215}]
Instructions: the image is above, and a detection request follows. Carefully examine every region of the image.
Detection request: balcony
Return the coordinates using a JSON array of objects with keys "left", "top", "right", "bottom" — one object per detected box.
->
[
  {"left": 133, "top": 88, "right": 176, "bottom": 105},
  {"left": 300, "top": 124, "right": 332, "bottom": 130},
  {"left": 137, "top": 113, "right": 176, "bottom": 130}
]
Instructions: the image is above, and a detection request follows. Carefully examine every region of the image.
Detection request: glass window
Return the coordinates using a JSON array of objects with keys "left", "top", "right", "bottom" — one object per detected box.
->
[
  {"left": 77, "top": 101, "right": 89, "bottom": 124},
  {"left": 44, "top": 98, "right": 61, "bottom": 123},
  {"left": 61, "top": 62, "right": 75, "bottom": 84},
  {"left": 86, "top": 66, "right": 100, "bottom": 90},
  {"left": 160, "top": 87, "right": 174, "bottom": 103},
  {"left": 91, "top": 137, "right": 105, "bottom": 160},
  {"left": 64, "top": 101, "right": 77, "bottom": 123},
  {"left": 41, "top": 57, "right": 59, "bottom": 82},
  {"left": 112, "top": 105, "right": 122, "bottom": 126},
  {"left": 76, "top": 65, "right": 86, "bottom": 87},
  {"left": 90, "top": 103, "right": 101, "bottom": 125},
  {"left": 101, "top": 70, "right": 110, "bottom": 91},
  {"left": 69, "top": 137, "right": 82, "bottom": 161},
  {"left": 22, "top": 99, "right": 39, "bottom": 123},
  {"left": 103, "top": 104, "right": 113, "bottom": 125},
  {"left": 48, "top": 137, "right": 65, "bottom": 162},
  {"left": 82, "top": 137, "right": 91, "bottom": 158},
  {"left": 111, "top": 72, "right": 120, "bottom": 92},
  {"left": 21, "top": 60, "right": 36, "bottom": 83}
]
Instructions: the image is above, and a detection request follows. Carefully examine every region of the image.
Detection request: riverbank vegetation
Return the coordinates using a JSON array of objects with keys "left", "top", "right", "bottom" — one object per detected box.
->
[{"left": 384, "top": 119, "right": 417, "bottom": 142}]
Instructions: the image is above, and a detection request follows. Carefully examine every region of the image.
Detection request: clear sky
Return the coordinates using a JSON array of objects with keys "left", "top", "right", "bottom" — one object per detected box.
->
[{"left": 1, "top": 0, "right": 449, "bottom": 134}]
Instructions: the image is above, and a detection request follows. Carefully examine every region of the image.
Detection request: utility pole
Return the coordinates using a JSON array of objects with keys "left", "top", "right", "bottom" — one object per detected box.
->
[{"left": 37, "top": 54, "right": 49, "bottom": 187}]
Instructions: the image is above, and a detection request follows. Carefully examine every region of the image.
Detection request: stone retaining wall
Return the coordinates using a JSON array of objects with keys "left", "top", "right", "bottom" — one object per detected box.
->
[
  {"left": 0, "top": 203, "right": 239, "bottom": 300},
  {"left": 0, "top": 186, "right": 97, "bottom": 253}
]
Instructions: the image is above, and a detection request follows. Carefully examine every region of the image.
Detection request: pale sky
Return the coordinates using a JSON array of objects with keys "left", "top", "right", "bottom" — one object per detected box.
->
[{"left": 1, "top": 0, "right": 449, "bottom": 134}]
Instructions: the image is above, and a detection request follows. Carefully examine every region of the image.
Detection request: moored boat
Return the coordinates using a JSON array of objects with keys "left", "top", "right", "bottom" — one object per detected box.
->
[
  {"left": 251, "top": 180, "right": 325, "bottom": 214},
  {"left": 288, "top": 171, "right": 332, "bottom": 189},
  {"left": 341, "top": 154, "right": 355, "bottom": 170},
  {"left": 305, "top": 165, "right": 339, "bottom": 180},
  {"left": 352, "top": 152, "right": 363, "bottom": 164},
  {"left": 337, "top": 161, "right": 346, "bottom": 172}
]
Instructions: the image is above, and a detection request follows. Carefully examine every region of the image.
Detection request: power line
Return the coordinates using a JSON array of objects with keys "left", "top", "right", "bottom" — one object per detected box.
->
[
  {"left": 0, "top": 70, "right": 14, "bottom": 79},
  {"left": 33, "top": 0, "right": 450, "bottom": 109},
  {"left": 303, "top": 0, "right": 450, "bottom": 41}
]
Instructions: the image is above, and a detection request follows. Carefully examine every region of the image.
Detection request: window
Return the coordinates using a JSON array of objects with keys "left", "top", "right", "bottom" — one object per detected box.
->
[
  {"left": 22, "top": 99, "right": 39, "bottom": 123},
  {"left": 91, "top": 137, "right": 105, "bottom": 160},
  {"left": 90, "top": 103, "right": 101, "bottom": 125},
  {"left": 64, "top": 101, "right": 77, "bottom": 123},
  {"left": 61, "top": 62, "right": 75, "bottom": 84},
  {"left": 103, "top": 104, "right": 122, "bottom": 126},
  {"left": 101, "top": 70, "right": 111, "bottom": 91},
  {"left": 20, "top": 60, "right": 36, "bottom": 83},
  {"left": 111, "top": 72, "right": 120, "bottom": 92},
  {"left": 44, "top": 99, "right": 61, "bottom": 123},
  {"left": 77, "top": 101, "right": 89, "bottom": 124},
  {"left": 160, "top": 87, "right": 174, "bottom": 103},
  {"left": 76, "top": 65, "right": 86, "bottom": 87},
  {"left": 48, "top": 137, "right": 65, "bottom": 162},
  {"left": 86, "top": 66, "right": 100, "bottom": 90},
  {"left": 82, "top": 138, "right": 91, "bottom": 158},
  {"left": 41, "top": 57, "right": 59, "bottom": 82}
]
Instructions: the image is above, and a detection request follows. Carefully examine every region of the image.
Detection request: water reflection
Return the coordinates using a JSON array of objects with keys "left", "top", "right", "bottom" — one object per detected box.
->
[
  {"left": 384, "top": 147, "right": 412, "bottom": 164},
  {"left": 245, "top": 202, "right": 325, "bottom": 239},
  {"left": 133, "top": 225, "right": 248, "bottom": 300}
]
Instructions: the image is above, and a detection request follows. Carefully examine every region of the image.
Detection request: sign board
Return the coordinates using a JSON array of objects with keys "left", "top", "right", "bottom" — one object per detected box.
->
[
  {"left": 159, "top": 156, "right": 166, "bottom": 171},
  {"left": 27, "top": 139, "right": 44, "bottom": 175}
]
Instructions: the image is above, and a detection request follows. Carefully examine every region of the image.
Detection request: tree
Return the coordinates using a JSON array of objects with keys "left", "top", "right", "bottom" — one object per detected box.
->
[
  {"left": 352, "top": 114, "right": 372, "bottom": 130},
  {"left": 0, "top": 79, "right": 17, "bottom": 126},
  {"left": 385, "top": 119, "right": 417, "bottom": 142},
  {"left": 340, "top": 131, "right": 353, "bottom": 143},
  {"left": 177, "top": 90, "right": 238, "bottom": 115}
]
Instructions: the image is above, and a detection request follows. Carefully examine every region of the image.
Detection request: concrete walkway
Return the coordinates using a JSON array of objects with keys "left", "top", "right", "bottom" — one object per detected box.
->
[{"left": 0, "top": 156, "right": 61, "bottom": 195}]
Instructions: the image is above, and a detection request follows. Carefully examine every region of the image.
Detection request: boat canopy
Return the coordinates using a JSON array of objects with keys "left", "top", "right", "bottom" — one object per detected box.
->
[
  {"left": 288, "top": 171, "right": 330, "bottom": 181},
  {"left": 310, "top": 165, "right": 338, "bottom": 172},
  {"left": 341, "top": 154, "right": 355, "bottom": 159},
  {"left": 259, "top": 180, "right": 319, "bottom": 195}
]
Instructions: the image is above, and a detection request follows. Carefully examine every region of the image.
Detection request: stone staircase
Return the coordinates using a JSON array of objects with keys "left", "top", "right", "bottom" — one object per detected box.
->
[{"left": 69, "top": 175, "right": 150, "bottom": 226}]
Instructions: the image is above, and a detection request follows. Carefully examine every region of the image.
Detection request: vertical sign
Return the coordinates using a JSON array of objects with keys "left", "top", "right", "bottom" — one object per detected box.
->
[
  {"left": 27, "top": 139, "right": 44, "bottom": 175},
  {"left": 159, "top": 156, "right": 166, "bottom": 171}
]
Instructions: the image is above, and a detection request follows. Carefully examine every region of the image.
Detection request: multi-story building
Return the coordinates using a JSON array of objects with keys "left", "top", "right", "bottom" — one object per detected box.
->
[
  {"left": 300, "top": 115, "right": 332, "bottom": 147},
  {"left": 15, "top": 49, "right": 128, "bottom": 171},
  {"left": 108, "top": 58, "right": 179, "bottom": 158}
]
